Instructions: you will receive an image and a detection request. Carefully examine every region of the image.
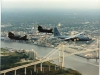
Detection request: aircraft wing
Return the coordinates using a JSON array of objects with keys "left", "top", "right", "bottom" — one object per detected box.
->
[{"left": 65, "top": 32, "right": 84, "bottom": 40}]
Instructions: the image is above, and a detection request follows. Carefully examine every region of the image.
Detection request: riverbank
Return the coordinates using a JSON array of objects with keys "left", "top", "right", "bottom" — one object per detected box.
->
[{"left": 1, "top": 40, "right": 98, "bottom": 60}]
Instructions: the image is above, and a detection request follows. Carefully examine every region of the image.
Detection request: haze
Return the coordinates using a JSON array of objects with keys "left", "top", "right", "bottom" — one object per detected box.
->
[{"left": 2, "top": 0, "right": 100, "bottom": 11}]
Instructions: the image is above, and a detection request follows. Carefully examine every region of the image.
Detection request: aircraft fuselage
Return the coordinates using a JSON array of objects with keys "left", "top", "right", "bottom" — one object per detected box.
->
[{"left": 56, "top": 35, "right": 91, "bottom": 41}]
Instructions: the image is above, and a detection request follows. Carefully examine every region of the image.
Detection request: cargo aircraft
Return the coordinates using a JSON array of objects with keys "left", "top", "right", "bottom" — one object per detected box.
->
[
  {"left": 38, "top": 26, "right": 53, "bottom": 33},
  {"left": 54, "top": 27, "right": 91, "bottom": 41},
  {"left": 8, "top": 32, "right": 28, "bottom": 40}
]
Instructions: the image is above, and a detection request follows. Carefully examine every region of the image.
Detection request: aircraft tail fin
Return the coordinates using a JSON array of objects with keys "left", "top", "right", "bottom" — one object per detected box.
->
[{"left": 54, "top": 27, "right": 61, "bottom": 36}]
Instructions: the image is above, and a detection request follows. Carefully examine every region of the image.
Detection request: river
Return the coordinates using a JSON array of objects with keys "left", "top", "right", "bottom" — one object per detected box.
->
[
  {"left": 1, "top": 41, "right": 99, "bottom": 75},
  {"left": 1, "top": 41, "right": 53, "bottom": 57}
]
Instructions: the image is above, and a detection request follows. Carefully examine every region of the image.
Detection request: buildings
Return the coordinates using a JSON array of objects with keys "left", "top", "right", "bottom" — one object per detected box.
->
[{"left": 29, "top": 49, "right": 37, "bottom": 60}]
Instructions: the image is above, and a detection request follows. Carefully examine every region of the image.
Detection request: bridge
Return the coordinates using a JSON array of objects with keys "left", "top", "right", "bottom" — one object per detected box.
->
[{"left": 0, "top": 39, "right": 99, "bottom": 75}]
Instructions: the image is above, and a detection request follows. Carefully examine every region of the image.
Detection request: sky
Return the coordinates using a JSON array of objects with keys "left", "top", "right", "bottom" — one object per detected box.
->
[{"left": 1, "top": 0, "right": 100, "bottom": 11}]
